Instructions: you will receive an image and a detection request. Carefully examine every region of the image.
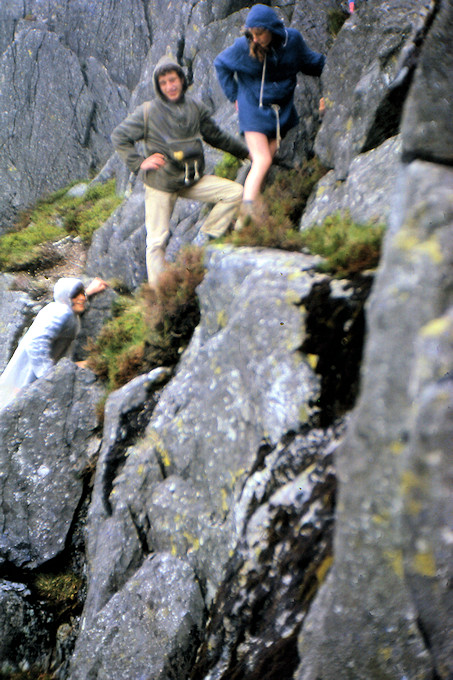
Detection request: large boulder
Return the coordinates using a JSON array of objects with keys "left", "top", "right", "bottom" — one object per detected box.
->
[
  {"left": 315, "top": 0, "right": 434, "bottom": 179},
  {"left": 0, "top": 359, "right": 103, "bottom": 568},
  {"left": 70, "top": 553, "right": 204, "bottom": 680},
  {"left": 69, "top": 246, "right": 369, "bottom": 679}
]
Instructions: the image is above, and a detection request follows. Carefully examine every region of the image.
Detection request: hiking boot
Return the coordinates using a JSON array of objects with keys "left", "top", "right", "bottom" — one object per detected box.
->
[{"left": 234, "top": 200, "right": 255, "bottom": 232}]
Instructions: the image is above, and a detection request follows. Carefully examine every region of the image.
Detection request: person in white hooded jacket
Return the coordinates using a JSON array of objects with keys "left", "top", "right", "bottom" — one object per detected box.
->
[{"left": 0, "top": 276, "right": 107, "bottom": 411}]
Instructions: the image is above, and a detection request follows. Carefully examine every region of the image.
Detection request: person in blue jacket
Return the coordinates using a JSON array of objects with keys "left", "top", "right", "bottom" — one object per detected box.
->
[{"left": 214, "top": 4, "right": 325, "bottom": 213}]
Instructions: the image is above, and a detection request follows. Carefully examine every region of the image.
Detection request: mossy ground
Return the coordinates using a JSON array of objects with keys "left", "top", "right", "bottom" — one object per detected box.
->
[{"left": 0, "top": 180, "right": 122, "bottom": 272}]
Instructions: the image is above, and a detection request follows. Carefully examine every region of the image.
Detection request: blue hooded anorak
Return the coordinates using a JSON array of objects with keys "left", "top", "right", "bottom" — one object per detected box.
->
[
  {"left": 0, "top": 277, "right": 83, "bottom": 410},
  {"left": 214, "top": 4, "right": 325, "bottom": 138}
]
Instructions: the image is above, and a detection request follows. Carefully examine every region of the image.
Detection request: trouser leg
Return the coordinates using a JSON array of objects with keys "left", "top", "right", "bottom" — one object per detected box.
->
[
  {"left": 180, "top": 175, "right": 243, "bottom": 238},
  {"left": 144, "top": 185, "right": 177, "bottom": 287}
]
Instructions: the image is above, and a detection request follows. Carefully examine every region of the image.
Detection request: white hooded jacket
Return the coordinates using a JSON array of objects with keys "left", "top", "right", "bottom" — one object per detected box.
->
[{"left": 0, "top": 277, "right": 83, "bottom": 410}]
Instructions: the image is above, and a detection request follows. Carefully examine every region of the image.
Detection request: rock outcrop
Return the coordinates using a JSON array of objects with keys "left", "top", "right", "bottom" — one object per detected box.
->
[{"left": 0, "top": 0, "right": 452, "bottom": 678}]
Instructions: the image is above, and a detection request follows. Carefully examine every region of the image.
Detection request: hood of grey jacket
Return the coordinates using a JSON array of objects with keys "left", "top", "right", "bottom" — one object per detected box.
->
[
  {"left": 53, "top": 278, "right": 84, "bottom": 308},
  {"left": 153, "top": 55, "right": 188, "bottom": 102}
]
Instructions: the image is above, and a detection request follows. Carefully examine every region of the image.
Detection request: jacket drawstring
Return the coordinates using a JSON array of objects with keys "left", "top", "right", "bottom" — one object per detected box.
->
[
  {"left": 184, "top": 160, "right": 200, "bottom": 185},
  {"left": 271, "top": 104, "right": 281, "bottom": 150},
  {"left": 259, "top": 53, "right": 266, "bottom": 108},
  {"left": 259, "top": 54, "right": 281, "bottom": 149}
]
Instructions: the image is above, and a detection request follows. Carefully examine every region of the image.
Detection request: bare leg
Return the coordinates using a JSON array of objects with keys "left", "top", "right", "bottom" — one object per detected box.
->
[{"left": 243, "top": 132, "right": 278, "bottom": 201}]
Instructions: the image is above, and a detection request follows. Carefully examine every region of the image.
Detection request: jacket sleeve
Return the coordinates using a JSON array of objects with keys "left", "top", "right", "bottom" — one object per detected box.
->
[
  {"left": 111, "top": 104, "right": 148, "bottom": 174},
  {"left": 26, "top": 307, "right": 74, "bottom": 379},
  {"left": 294, "top": 32, "right": 325, "bottom": 77},
  {"left": 214, "top": 42, "right": 243, "bottom": 102},
  {"left": 199, "top": 106, "right": 249, "bottom": 159}
]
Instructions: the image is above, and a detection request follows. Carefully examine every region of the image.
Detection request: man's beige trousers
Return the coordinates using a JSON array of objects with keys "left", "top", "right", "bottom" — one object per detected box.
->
[{"left": 144, "top": 175, "right": 243, "bottom": 287}]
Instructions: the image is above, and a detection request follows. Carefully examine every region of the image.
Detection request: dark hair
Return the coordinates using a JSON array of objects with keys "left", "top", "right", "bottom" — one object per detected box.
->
[
  {"left": 154, "top": 64, "right": 188, "bottom": 93},
  {"left": 244, "top": 27, "right": 282, "bottom": 62},
  {"left": 70, "top": 282, "right": 86, "bottom": 299}
]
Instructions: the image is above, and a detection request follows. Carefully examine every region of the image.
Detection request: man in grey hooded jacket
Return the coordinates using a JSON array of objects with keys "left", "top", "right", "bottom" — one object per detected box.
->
[
  {"left": 111, "top": 55, "right": 249, "bottom": 288},
  {"left": 0, "top": 277, "right": 107, "bottom": 410}
]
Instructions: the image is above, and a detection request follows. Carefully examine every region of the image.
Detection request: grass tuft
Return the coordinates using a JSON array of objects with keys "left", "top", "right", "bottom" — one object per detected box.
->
[
  {"left": 300, "top": 212, "right": 385, "bottom": 278},
  {"left": 85, "top": 247, "right": 205, "bottom": 393},
  {"left": 328, "top": 7, "right": 350, "bottom": 36},
  {"left": 34, "top": 571, "right": 82, "bottom": 622}
]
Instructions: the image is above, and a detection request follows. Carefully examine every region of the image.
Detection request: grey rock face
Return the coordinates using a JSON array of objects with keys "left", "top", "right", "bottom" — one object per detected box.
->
[
  {"left": 0, "top": 27, "right": 92, "bottom": 230},
  {"left": 72, "top": 249, "right": 325, "bottom": 670},
  {"left": 0, "top": 360, "right": 102, "bottom": 568},
  {"left": 70, "top": 553, "right": 204, "bottom": 680},
  {"left": 401, "top": 0, "right": 453, "bottom": 164},
  {"left": 70, "top": 246, "right": 367, "bottom": 679},
  {"left": 402, "top": 307, "right": 453, "bottom": 677},
  {"left": 82, "top": 368, "right": 172, "bottom": 624},
  {"left": 85, "top": 187, "right": 146, "bottom": 290},
  {"left": 193, "top": 427, "right": 341, "bottom": 680},
  {"left": 296, "top": 160, "right": 453, "bottom": 679},
  {"left": 25, "top": 0, "right": 151, "bottom": 90},
  {"left": 315, "top": 0, "right": 435, "bottom": 179},
  {"left": 301, "top": 136, "right": 402, "bottom": 228},
  {"left": 0, "top": 23, "right": 129, "bottom": 232}
]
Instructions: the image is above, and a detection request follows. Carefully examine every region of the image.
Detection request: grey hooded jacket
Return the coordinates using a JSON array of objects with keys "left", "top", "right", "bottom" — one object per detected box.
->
[
  {"left": 0, "top": 278, "right": 83, "bottom": 410},
  {"left": 111, "top": 55, "right": 249, "bottom": 193}
]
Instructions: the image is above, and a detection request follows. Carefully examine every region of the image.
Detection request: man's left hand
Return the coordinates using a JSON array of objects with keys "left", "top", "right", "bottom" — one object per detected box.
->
[{"left": 85, "top": 277, "right": 109, "bottom": 297}]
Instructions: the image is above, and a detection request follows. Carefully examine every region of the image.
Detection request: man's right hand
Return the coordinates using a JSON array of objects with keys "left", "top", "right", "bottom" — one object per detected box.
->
[{"left": 141, "top": 153, "right": 166, "bottom": 171}]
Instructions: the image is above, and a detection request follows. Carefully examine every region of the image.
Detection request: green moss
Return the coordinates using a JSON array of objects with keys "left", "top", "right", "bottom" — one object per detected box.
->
[
  {"left": 0, "top": 179, "right": 122, "bottom": 271},
  {"left": 214, "top": 152, "right": 242, "bottom": 180}
]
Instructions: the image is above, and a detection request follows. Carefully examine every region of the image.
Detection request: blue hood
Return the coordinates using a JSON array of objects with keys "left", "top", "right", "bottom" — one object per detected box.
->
[{"left": 245, "top": 4, "right": 286, "bottom": 40}]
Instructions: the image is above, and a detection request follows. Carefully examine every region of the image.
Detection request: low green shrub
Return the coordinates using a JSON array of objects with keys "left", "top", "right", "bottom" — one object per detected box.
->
[
  {"left": 226, "top": 157, "right": 327, "bottom": 250},
  {"left": 86, "top": 247, "right": 205, "bottom": 393},
  {"left": 214, "top": 152, "right": 243, "bottom": 180},
  {"left": 0, "top": 179, "right": 122, "bottom": 271},
  {"left": 300, "top": 212, "right": 385, "bottom": 278}
]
